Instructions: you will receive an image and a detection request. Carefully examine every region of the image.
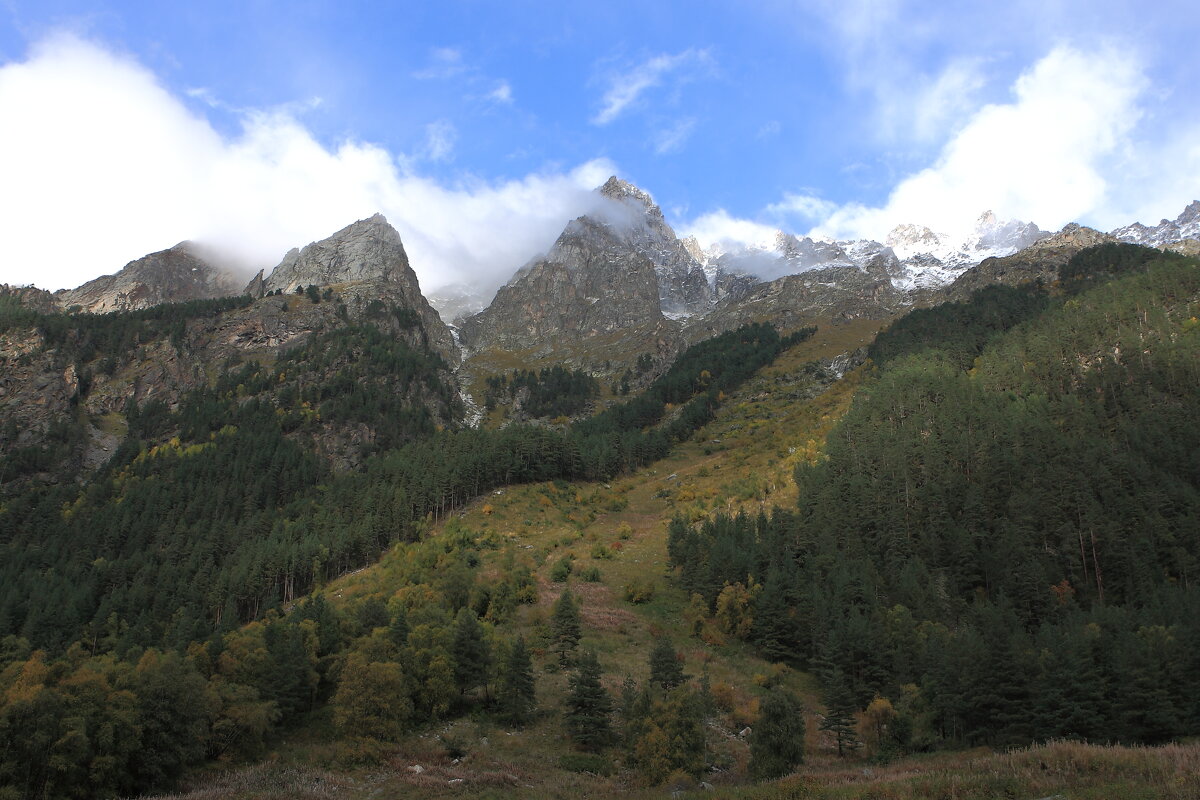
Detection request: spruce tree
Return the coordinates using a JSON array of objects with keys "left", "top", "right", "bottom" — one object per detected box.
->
[
  {"left": 451, "top": 608, "right": 491, "bottom": 696},
  {"left": 496, "top": 636, "right": 536, "bottom": 725},
  {"left": 565, "top": 650, "right": 613, "bottom": 751},
  {"left": 819, "top": 667, "right": 861, "bottom": 757},
  {"left": 552, "top": 588, "right": 582, "bottom": 667},
  {"left": 749, "top": 688, "right": 806, "bottom": 780},
  {"left": 648, "top": 637, "right": 686, "bottom": 690}
]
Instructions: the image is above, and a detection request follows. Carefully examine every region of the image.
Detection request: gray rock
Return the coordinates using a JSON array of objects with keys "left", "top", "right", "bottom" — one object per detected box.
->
[
  {"left": 263, "top": 214, "right": 459, "bottom": 366},
  {"left": 57, "top": 242, "right": 242, "bottom": 314},
  {"left": 1111, "top": 200, "right": 1200, "bottom": 247},
  {"left": 458, "top": 186, "right": 679, "bottom": 364}
]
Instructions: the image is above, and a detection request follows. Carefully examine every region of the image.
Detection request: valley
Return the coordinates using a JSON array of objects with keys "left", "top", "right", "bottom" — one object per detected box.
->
[{"left": 1, "top": 178, "right": 1199, "bottom": 799}]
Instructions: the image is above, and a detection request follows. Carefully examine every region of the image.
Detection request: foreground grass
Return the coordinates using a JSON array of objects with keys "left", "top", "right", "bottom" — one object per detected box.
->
[{"left": 145, "top": 740, "right": 1200, "bottom": 800}]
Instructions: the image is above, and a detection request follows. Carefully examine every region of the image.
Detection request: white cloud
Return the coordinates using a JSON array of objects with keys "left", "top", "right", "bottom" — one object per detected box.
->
[
  {"left": 0, "top": 33, "right": 614, "bottom": 292},
  {"left": 654, "top": 117, "right": 696, "bottom": 154},
  {"left": 765, "top": 193, "right": 838, "bottom": 223},
  {"left": 423, "top": 120, "right": 457, "bottom": 162},
  {"left": 685, "top": 44, "right": 1179, "bottom": 249},
  {"left": 814, "top": 44, "right": 1146, "bottom": 239},
  {"left": 487, "top": 80, "right": 513, "bottom": 104},
  {"left": 592, "top": 49, "right": 712, "bottom": 125},
  {"left": 682, "top": 209, "right": 779, "bottom": 250}
]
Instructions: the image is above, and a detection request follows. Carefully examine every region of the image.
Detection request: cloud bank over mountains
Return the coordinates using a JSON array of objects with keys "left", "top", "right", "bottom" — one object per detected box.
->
[
  {"left": 1, "top": 29, "right": 1197, "bottom": 294},
  {"left": 0, "top": 34, "right": 612, "bottom": 292},
  {"left": 684, "top": 44, "right": 1200, "bottom": 249}
]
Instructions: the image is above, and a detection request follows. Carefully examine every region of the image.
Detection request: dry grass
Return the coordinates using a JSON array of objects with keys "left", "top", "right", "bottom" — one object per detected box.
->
[{"left": 738, "top": 740, "right": 1200, "bottom": 800}]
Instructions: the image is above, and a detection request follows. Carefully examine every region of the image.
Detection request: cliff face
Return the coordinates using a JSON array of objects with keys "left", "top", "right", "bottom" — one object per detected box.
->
[
  {"left": 56, "top": 243, "right": 243, "bottom": 314},
  {"left": 684, "top": 263, "right": 905, "bottom": 343},
  {"left": 458, "top": 209, "right": 675, "bottom": 361},
  {"left": 0, "top": 289, "right": 463, "bottom": 485},
  {"left": 260, "top": 214, "right": 459, "bottom": 366},
  {"left": 1, "top": 215, "right": 469, "bottom": 485}
]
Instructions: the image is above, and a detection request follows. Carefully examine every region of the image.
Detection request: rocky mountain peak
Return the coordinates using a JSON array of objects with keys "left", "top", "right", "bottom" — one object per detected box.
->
[
  {"left": 263, "top": 214, "right": 413, "bottom": 293},
  {"left": 263, "top": 214, "right": 459, "bottom": 366},
  {"left": 1110, "top": 200, "right": 1200, "bottom": 248},
  {"left": 598, "top": 176, "right": 656, "bottom": 211},
  {"left": 457, "top": 212, "right": 672, "bottom": 362},
  {"left": 680, "top": 235, "right": 707, "bottom": 264},
  {"left": 885, "top": 223, "right": 942, "bottom": 253},
  {"left": 57, "top": 242, "right": 242, "bottom": 314}
]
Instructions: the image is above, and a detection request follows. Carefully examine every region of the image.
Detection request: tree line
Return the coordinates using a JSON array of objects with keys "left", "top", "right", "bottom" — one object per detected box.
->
[{"left": 666, "top": 247, "right": 1200, "bottom": 750}]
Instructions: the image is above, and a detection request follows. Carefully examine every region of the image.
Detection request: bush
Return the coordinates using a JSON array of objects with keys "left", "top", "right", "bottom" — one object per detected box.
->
[
  {"left": 623, "top": 579, "right": 655, "bottom": 604},
  {"left": 550, "top": 557, "right": 573, "bottom": 582}
]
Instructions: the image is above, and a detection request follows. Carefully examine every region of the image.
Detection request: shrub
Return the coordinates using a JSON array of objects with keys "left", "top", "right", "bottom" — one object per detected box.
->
[
  {"left": 550, "top": 557, "right": 573, "bottom": 582},
  {"left": 624, "top": 579, "right": 655, "bottom": 604}
]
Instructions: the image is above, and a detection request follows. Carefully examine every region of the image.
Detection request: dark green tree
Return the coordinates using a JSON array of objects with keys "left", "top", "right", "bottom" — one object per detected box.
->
[
  {"left": 565, "top": 650, "right": 613, "bottom": 751},
  {"left": 749, "top": 688, "right": 806, "bottom": 780},
  {"left": 496, "top": 636, "right": 536, "bottom": 725},
  {"left": 819, "top": 667, "right": 861, "bottom": 757},
  {"left": 451, "top": 608, "right": 491, "bottom": 696},
  {"left": 648, "top": 637, "right": 686, "bottom": 691},
  {"left": 552, "top": 589, "right": 582, "bottom": 667}
]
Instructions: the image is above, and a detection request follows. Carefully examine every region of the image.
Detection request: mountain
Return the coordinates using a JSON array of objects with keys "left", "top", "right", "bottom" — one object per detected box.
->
[
  {"left": 55, "top": 242, "right": 242, "bottom": 314},
  {"left": 259, "top": 213, "right": 459, "bottom": 366},
  {"left": 691, "top": 211, "right": 1047, "bottom": 294},
  {"left": 0, "top": 216, "right": 464, "bottom": 483},
  {"left": 457, "top": 177, "right": 681, "bottom": 366},
  {"left": 685, "top": 260, "right": 904, "bottom": 343},
  {"left": 944, "top": 222, "right": 1115, "bottom": 300},
  {"left": 1110, "top": 200, "right": 1200, "bottom": 247},
  {"left": 596, "top": 176, "right": 714, "bottom": 318}
]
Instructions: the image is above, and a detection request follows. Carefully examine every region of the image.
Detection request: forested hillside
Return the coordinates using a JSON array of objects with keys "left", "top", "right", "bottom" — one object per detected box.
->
[
  {"left": 670, "top": 246, "right": 1200, "bottom": 749},
  {"left": 2, "top": 244, "right": 1199, "bottom": 799}
]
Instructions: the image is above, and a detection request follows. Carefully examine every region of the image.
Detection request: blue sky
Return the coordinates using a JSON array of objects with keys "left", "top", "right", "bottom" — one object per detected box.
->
[{"left": 1, "top": 0, "right": 1198, "bottom": 291}]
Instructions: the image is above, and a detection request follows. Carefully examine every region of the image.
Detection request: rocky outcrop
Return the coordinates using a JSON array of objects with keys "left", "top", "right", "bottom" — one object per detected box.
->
[
  {"left": 685, "top": 264, "right": 904, "bottom": 343},
  {"left": 457, "top": 178, "right": 695, "bottom": 370},
  {"left": 459, "top": 213, "right": 670, "bottom": 354},
  {"left": 596, "top": 177, "right": 714, "bottom": 317},
  {"left": 56, "top": 242, "right": 242, "bottom": 313},
  {"left": 1111, "top": 201, "right": 1200, "bottom": 247},
  {"left": 944, "top": 223, "right": 1115, "bottom": 301},
  {"left": 262, "top": 214, "right": 459, "bottom": 366},
  {"left": 0, "top": 284, "right": 59, "bottom": 313}
]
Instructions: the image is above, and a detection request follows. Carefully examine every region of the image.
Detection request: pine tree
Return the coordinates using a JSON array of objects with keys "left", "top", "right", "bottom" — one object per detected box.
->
[
  {"left": 749, "top": 687, "right": 805, "bottom": 779},
  {"left": 496, "top": 636, "right": 536, "bottom": 725},
  {"left": 648, "top": 637, "right": 686, "bottom": 690},
  {"left": 819, "top": 667, "right": 861, "bottom": 757},
  {"left": 565, "top": 650, "right": 612, "bottom": 751},
  {"left": 451, "top": 608, "right": 491, "bottom": 697},
  {"left": 552, "top": 588, "right": 582, "bottom": 667}
]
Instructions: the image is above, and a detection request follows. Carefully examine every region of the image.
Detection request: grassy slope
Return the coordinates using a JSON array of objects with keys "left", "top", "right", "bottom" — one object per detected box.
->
[{"left": 152, "top": 317, "right": 1200, "bottom": 799}]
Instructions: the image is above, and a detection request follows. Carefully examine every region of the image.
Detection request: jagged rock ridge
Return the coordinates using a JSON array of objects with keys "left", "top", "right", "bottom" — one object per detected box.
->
[
  {"left": 596, "top": 177, "right": 715, "bottom": 317},
  {"left": 691, "top": 211, "right": 1048, "bottom": 295},
  {"left": 56, "top": 242, "right": 242, "bottom": 314},
  {"left": 1110, "top": 200, "right": 1200, "bottom": 248},
  {"left": 259, "top": 214, "right": 459, "bottom": 366},
  {"left": 458, "top": 209, "right": 670, "bottom": 356}
]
